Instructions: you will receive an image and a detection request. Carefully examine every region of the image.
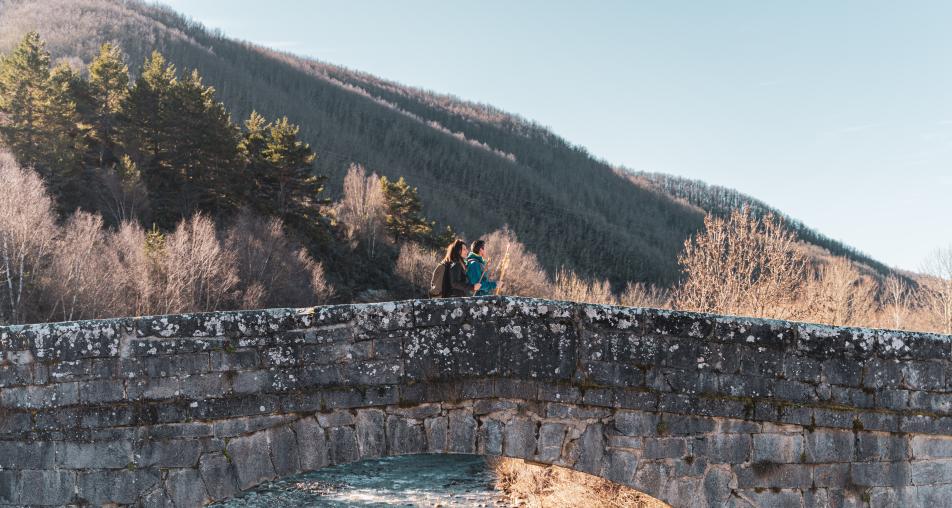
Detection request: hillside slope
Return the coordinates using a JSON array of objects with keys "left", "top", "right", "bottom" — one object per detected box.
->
[{"left": 0, "top": 0, "right": 890, "bottom": 286}]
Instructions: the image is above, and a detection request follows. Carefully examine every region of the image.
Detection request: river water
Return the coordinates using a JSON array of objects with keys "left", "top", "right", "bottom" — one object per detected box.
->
[{"left": 211, "top": 454, "right": 507, "bottom": 507}]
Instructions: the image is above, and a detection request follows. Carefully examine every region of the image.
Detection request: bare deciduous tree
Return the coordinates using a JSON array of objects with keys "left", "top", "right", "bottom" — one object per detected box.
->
[
  {"left": 153, "top": 214, "right": 239, "bottom": 314},
  {"left": 335, "top": 163, "right": 386, "bottom": 256},
  {"left": 552, "top": 268, "right": 615, "bottom": 305},
  {"left": 224, "top": 211, "right": 333, "bottom": 308},
  {"left": 479, "top": 227, "right": 549, "bottom": 298},
  {"left": 620, "top": 282, "right": 671, "bottom": 309},
  {"left": 801, "top": 257, "right": 878, "bottom": 327},
  {"left": 922, "top": 246, "right": 952, "bottom": 335},
  {"left": 675, "top": 207, "right": 806, "bottom": 320},
  {"left": 0, "top": 151, "right": 58, "bottom": 323},
  {"left": 881, "top": 274, "right": 914, "bottom": 330},
  {"left": 395, "top": 241, "right": 440, "bottom": 295}
]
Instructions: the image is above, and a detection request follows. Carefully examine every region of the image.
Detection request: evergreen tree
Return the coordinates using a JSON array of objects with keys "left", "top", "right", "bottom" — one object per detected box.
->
[
  {"left": 381, "top": 176, "right": 434, "bottom": 244},
  {"left": 239, "top": 112, "right": 328, "bottom": 234},
  {"left": 121, "top": 52, "right": 241, "bottom": 228},
  {"left": 0, "top": 32, "right": 84, "bottom": 202},
  {"left": 87, "top": 43, "right": 129, "bottom": 167}
]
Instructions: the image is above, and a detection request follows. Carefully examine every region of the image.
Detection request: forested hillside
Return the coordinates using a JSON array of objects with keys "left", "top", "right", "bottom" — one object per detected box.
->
[{"left": 0, "top": 0, "right": 893, "bottom": 291}]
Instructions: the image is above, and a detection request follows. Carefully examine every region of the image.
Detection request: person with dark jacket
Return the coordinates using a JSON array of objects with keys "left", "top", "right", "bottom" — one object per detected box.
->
[{"left": 429, "top": 239, "right": 481, "bottom": 298}]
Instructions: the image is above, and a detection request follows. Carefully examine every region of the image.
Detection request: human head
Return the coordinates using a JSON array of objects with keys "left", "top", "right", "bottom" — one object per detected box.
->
[
  {"left": 471, "top": 240, "right": 485, "bottom": 256},
  {"left": 443, "top": 239, "right": 467, "bottom": 264}
]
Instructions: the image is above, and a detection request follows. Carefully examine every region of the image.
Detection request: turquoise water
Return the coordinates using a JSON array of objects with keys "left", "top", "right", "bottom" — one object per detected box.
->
[{"left": 211, "top": 454, "right": 505, "bottom": 507}]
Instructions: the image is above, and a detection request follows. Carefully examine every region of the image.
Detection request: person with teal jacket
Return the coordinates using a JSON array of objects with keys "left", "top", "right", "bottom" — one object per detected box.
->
[{"left": 466, "top": 240, "right": 497, "bottom": 296}]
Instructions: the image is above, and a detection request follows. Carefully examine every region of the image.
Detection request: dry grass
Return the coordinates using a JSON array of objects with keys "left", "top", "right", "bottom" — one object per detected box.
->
[{"left": 491, "top": 458, "right": 669, "bottom": 508}]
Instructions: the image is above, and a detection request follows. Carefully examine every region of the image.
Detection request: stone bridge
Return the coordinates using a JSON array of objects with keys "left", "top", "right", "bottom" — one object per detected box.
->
[{"left": 1, "top": 297, "right": 952, "bottom": 507}]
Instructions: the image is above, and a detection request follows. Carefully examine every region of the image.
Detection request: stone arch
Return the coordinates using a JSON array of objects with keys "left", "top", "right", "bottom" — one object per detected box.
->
[{"left": 1, "top": 296, "right": 952, "bottom": 507}]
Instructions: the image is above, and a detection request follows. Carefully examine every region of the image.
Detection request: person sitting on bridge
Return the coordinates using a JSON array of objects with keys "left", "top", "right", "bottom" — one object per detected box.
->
[
  {"left": 429, "top": 239, "right": 481, "bottom": 298},
  {"left": 466, "top": 240, "right": 497, "bottom": 296}
]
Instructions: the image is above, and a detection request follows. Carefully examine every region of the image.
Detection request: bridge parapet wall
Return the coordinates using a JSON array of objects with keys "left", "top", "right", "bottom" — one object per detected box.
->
[{"left": 1, "top": 296, "right": 951, "bottom": 507}]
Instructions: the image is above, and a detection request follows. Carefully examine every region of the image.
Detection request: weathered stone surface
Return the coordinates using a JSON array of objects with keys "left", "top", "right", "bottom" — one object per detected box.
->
[
  {"left": 199, "top": 453, "right": 239, "bottom": 500},
  {"left": 356, "top": 409, "right": 387, "bottom": 458},
  {"left": 165, "top": 469, "right": 209, "bottom": 507},
  {"left": 226, "top": 431, "right": 277, "bottom": 490},
  {"left": 75, "top": 470, "right": 158, "bottom": 505},
  {"left": 5, "top": 296, "right": 952, "bottom": 507}
]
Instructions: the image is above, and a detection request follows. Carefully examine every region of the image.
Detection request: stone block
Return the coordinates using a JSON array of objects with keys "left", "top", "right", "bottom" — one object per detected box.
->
[
  {"left": 574, "top": 423, "right": 605, "bottom": 475},
  {"left": 0, "top": 441, "right": 54, "bottom": 469},
  {"left": 19, "top": 470, "right": 75, "bottom": 505},
  {"left": 424, "top": 416, "right": 447, "bottom": 453},
  {"left": 857, "top": 432, "right": 908, "bottom": 462},
  {"left": 821, "top": 359, "right": 863, "bottom": 386},
  {"left": 447, "top": 409, "right": 477, "bottom": 454},
  {"left": 139, "top": 439, "right": 203, "bottom": 467},
  {"left": 226, "top": 431, "right": 277, "bottom": 490},
  {"left": 644, "top": 437, "right": 687, "bottom": 459},
  {"left": 478, "top": 418, "right": 504, "bottom": 456},
  {"left": 199, "top": 452, "right": 239, "bottom": 500},
  {"left": 327, "top": 426, "right": 359, "bottom": 465},
  {"left": 911, "top": 459, "right": 952, "bottom": 485},
  {"left": 535, "top": 422, "right": 567, "bottom": 463},
  {"left": 753, "top": 433, "right": 804, "bottom": 464},
  {"left": 850, "top": 462, "right": 910, "bottom": 487},
  {"left": 813, "top": 463, "right": 849, "bottom": 487},
  {"left": 1, "top": 382, "right": 79, "bottom": 408},
  {"left": 356, "top": 409, "right": 387, "bottom": 458},
  {"left": 902, "top": 361, "right": 946, "bottom": 390},
  {"left": 58, "top": 440, "right": 132, "bottom": 469},
  {"left": 503, "top": 416, "right": 536, "bottom": 459},
  {"left": 603, "top": 448, "right": 639, "bottom": 485},
  {"left": 735, "top": 463, "right": 812, "bottom": 489},
  {"left": 613, "top": 410, "right": 658, "bottom": 436},
  {"left": 0, "top": 471, "right": 16, "bottom": 504},
  {"left": 697, "top": 433, "right": 751, "bottom": 464},
  {"left": 79, "top": 471, "right": 157, "bottom": 506},
  {"left": 165, "top": 469, "right": 209, "bottom": 508},
  {"left": 387, "top": 415, "right": 425, "bottom": 455},
  {"left": 292, "top": 416, "right": 329, "bottom": 471},
  {"left": 269, "top": 425, "right": 301, "bottom": 477},
  {"left": 805, "top": 429, "right": 855, "bottom": 463},
  {"left": 911, "top": 435, "right": 952, "bottom": 459}
]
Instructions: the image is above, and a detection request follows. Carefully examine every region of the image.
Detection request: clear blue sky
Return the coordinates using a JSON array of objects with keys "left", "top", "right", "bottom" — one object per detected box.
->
[{"left": 161, "top": 0, "right": 951, "bottom": 273}]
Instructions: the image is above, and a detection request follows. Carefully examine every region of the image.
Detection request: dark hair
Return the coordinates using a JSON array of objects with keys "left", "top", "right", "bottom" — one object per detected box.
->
[
  {"left": 471, "top": 240, "right": 485, "bottom": 255},
  {"left": 443, "top": 239, "right": 467, "bottom": 265}
]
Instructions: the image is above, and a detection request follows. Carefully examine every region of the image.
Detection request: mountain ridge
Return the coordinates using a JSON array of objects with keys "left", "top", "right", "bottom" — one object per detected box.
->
[{"left": 0, "top": 0, "right": 896, "bottom": 286}]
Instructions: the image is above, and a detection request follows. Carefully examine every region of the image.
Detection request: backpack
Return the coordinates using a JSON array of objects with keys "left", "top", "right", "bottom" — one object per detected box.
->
[{"left": 428, "top": 261, "right": 451, "bottom": 298}]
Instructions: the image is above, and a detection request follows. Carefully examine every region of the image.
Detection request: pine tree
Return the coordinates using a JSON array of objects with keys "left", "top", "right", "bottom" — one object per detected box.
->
[
  {"left": 239, "top": 112, "right": 328, "bottom": 233},
  {"left": 0, "top": 32, "right": 84, "bottom": 202},
  {"left": 87, "top": 43, "right": 129, "bottom": 167},
  {"left": 380, "top": 176, "right": 434, "bottom": 244},
  {"left": 121, "top": 52, "right": 241, "bottom": 227},
  {"left": 121, "top": 51, "right": 179, "bottom": 227}
]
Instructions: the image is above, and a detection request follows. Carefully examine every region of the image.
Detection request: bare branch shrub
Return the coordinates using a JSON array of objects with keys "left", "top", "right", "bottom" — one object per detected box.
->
[
  {"left": 104, "top": 221, "right": 155, "bottom": 317},
  {"left": 395, "top": 241, "right": 440, "bottom": 296},
  {"left": 801, "top": 257, "right": 878, "bottom": 327},
  {"left": 479, "top": 227, "right": 549, "bottom": 298},
  {"left": 552, "top": 268, "right": 615, "bottom": 305},
  {"left": 0, "top": 151, "right": 58, "bottom": 323},
  {"left": 492, "top": 457, "right": 667, "bottom": 508},
  {"left": 153, "top": 214, "right": 239, "bottom": 314},
  {"left": 922, "top": 246, "right": 952, "bottom": 335},
  {"left": 881, "top": 274, "right": 915, "bottom": 330},
  {"left": 335, "top": 163, "right": 386, "bottom": 256},
  {"left": 224, "top": 211, "right": 333, "bottom": 308},
  {"left": 620, "top": 282, "right": 671, "bottom": 309},
  {"left": 46, "top": 212, "right": 116, "bottom": 321},
  {"left": 675, "top": 207, "right": 806, "bottom": 320}
]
